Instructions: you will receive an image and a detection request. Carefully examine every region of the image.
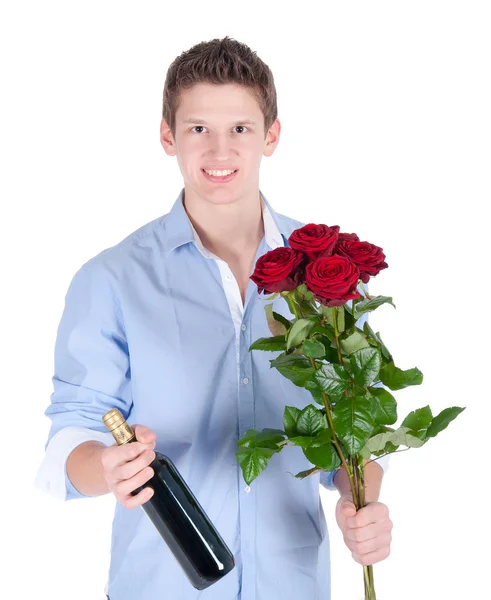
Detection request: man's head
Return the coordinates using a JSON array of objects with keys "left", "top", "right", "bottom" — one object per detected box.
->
[{"left": 160, "top": 36, "right": 281, "bottom": 206}]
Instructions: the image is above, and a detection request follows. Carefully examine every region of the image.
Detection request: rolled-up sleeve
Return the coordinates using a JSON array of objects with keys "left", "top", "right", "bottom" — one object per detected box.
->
[{"left": 34, "top": 261, "right": 132, "bottom": 501}]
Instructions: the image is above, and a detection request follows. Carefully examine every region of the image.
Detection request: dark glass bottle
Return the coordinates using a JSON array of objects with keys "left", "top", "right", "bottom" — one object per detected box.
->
[{"left": 102, "top": 409, "right": 235, "bottom": 590}]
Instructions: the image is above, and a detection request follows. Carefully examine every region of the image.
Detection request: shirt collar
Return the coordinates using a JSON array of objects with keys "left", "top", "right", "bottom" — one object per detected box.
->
[{"left": 162, "top": 187, "right": 287, "bottom": 259}]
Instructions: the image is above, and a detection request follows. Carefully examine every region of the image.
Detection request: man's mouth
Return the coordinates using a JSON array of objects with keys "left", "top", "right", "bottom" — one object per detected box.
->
[{"left": 201, "top": 168, "right": 239, "bottom": 183}]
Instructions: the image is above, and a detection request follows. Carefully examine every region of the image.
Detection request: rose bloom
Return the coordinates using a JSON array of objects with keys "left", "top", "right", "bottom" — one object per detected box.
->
[
  {"left": 250, "top": 247, "right": 306, "bottom": 295},
  {"left": 335, "top": 240, "right": 388, "bottom": 283},
  {"left": 288, "top": 224, "right": 340, "bottom": 262},
  {"left": 305, "top": 255, "right": 361, "bottom": 307}
]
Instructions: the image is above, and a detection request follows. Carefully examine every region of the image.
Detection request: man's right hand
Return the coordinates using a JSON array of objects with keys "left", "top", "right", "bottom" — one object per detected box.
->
[{"left": 101, "top": 424, "right": 157, "bottom": 509}]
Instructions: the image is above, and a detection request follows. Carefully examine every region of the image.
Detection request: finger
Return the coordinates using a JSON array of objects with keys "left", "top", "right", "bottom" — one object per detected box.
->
[
  {"left": 133, "top": 424, "right": 157, "bottom": 444},
  {"left": 345, "top": 521, "right": 379, "bottom": 543},
  {"left": 351, "top": 545, "right": 391, "bottom": 566},
  {"left": 116, "top": 463, "right": 155, "bottom": 498},
  {"left": 121, "top": 485, "right": 155, "bottom": 510},
  {"left": 347, "top": 502, "right": 389, "bottom": 528},
  {"left": 110, "top": 441, "right": 154, "bottom": 469},
  {"left": 344, "top": 531, "right": 392, "bottom": 555},
  {"left": 115, "top": 448, "right": 156, "bottom": 482}
]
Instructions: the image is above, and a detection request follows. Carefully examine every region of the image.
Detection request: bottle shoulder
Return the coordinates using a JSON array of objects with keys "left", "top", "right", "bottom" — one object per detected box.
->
[{"left": 153, "top": 450, "right": 174, "bottom": 468}]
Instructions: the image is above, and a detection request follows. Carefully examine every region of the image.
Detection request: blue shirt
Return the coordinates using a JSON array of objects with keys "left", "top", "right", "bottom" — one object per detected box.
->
[{"left": 36, "top": 187, "right": 388, "bottom": 600}]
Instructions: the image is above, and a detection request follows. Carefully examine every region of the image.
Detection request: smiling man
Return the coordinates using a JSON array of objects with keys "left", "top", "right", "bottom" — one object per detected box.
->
[
  {"left": 161, "top": 79, "right": 280, "bottom": 306},
  {"left": 35, "top": 36, "right": 391, "bottom": 600}
]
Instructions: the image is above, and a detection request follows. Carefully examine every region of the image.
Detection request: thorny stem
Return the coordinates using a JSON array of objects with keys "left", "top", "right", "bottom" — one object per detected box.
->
[{"left": 290, "top": 290, "right": 377, "bottom": 598}]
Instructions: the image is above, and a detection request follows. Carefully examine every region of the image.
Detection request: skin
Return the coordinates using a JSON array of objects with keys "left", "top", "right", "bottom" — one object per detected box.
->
[
  {"left": 334, "top": 460, "right": 393, "bottom": 565},
  {"left": 159, "top": 82, "right": 281, "bottom": 263},
  {"left": 99, "top": 82, "right": 393, "bottom": 566}
]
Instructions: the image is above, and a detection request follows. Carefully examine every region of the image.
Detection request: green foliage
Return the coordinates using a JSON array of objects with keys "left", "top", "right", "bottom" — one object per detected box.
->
[
  {"left": 333, "top": 396, "right": 377, "bottom": 454},
  {"left": 379, "top": 361, "right": 423, "bottom": 390},
  {"left": 426, "top": 406, "right": 466, "bottom": 439},
  {"left": 269, "top": 354, "right": 316, "bottom": 387},
  {"left": 236, "top": 286, "right": 465, "bottom": 488},
  {"left": 249, "top": 335, "right": 287, "bottom": 352},
  {"left": 265, "top": 303, "right": 291, "bottom": 337}
]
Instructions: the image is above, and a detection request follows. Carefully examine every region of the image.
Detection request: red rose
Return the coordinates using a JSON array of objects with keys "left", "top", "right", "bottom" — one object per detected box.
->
[
  {"left": 305, "top": 255, "right": 361, "bottom": 307},
  {"left": 288, "top": 224, "right": 340, "bottom": 262},
  {"left": 335, "top": 240, "right": 388, "bottom": 283},
  {"left": 337, "top": 232, "right": 360, "bottom": 243},
  {"left": 250, "top": 247, "right": 306, "bottom": 295}
]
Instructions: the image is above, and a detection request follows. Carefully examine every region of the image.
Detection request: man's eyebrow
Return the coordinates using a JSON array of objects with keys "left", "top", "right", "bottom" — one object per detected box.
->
[{"left": 182, "top": 118, "right": 256, "bottom": 125}]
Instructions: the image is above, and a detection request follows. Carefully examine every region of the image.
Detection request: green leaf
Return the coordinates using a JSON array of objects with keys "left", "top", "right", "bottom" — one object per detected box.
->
[
  {"left": 390, "top": 426, "right": 425, "bottom": 448},
  {"left": 364, "top": 431, "right": 395, "bottom": 453},
  {"left": 368, "top": 386, "right": 398, "bottom": 425},
  {"left": 283, "top": 406, "right": 302, "bottom": 437},
  {"left": 288, "top": 435, "right": 317, "bottom": 449},
  {"left": 288, "top": 466, "right": 323, "bottom": 480},
  {"left": 333, "top": 396, "right": 376, "bottom": 455},
  {"left": 319, "top": 304, "right": 334, "bottom": 322},
  {"left": 304, "top": 378, "right": 325, "bottom": 406},
  {"left": 286, "top": 318, "right": 316, "bottom": 350},
  {"left": 295, "top": 283, "right": 315, "bottom": 302},
  {"left": 312, "top": 362, "right": 352, "bottom": 395},
  {"left": 350, "top": 347, "right": 382, "bottom": 389},
  {"left": 265, "top": 303, "right": 290, "bottom": 336},
  {"left": 237, "top": 428, "right": 287, "bottom": 451},
  {"left": 296, "top": 404, "right": 325, "bottom": 436},
  {"left": 401, "top": 405, "right": 433, "bottom": 432},
  {"left": 379, "top": 361, "right": 424, "bottom": 390},
  {"left": 302, "top": 338, "right": 326, "bottom": 358},
  {"left": 426, "top": 406, "right": 466, "bottom": 439},
  {"left": 311, "top": 323, "right": 335, "bottom": 343},
  {"left": 364, "top": 426, "right": 424, "bottom": 452},
  {"left": 303, "top": 430, "right": 340, "bottom": 470},
  {"left": 340, "top": 330, "right": 371, "bottom": 355},
  {"left": 363, "top": 321, "right": 393, "bottom": 362},
  {"left": 249, "top": 335, "right": 287, "bottom": 352},
  {"left": 318, "top": 338, "right": 339, "bottom": 364},
  {"left": 236, "top": 446, "right": 276, "bottom": 485},
  {"left": 354, "top": 295, "right": 396, "bottom": 317},
  {"left": 270, "top": 354, "right": 316, "bottom": 387}
]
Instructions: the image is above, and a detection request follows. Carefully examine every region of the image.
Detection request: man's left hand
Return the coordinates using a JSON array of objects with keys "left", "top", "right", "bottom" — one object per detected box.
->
[{"left": 335, "top": 494, "right": 393, "bottom": 566}]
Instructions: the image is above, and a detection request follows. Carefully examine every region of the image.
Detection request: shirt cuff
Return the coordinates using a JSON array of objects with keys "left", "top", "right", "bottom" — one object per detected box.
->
[
  {"left": 320, "top": 452, "right": 390, "bottom": 491},
  {"left": 34, "top": 426, "right": 113, "bottom": 500}
]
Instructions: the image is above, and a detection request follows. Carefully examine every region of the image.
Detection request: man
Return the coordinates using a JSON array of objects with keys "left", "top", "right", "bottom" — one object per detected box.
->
[{"left": 35, "top": 36, "right": 392, "bottom": 599}]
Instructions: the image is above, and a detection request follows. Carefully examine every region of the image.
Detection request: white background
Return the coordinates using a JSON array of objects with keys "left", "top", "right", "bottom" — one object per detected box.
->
[{"left": 1, "top": 1, "right": 489, "bottom": 599}]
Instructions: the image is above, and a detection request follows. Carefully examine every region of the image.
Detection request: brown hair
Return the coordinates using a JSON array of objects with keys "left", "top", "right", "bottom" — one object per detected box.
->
[{"left": 162, "top": 36, "right": 278, "bottom": 140}]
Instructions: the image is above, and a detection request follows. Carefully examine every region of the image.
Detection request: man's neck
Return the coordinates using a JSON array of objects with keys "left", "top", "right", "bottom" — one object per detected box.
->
[{"left": 182, "top": 188, "right": 265, "bottom": 262}]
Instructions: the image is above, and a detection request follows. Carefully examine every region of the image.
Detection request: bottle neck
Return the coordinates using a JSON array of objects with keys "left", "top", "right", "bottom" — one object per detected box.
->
[{"left": 110, "top": 421, "right": 136, "bottom": 446}]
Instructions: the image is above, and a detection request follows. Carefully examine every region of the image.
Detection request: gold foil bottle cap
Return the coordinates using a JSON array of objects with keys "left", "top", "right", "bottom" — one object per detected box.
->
[
  {"left": 102, "top": 408, "right": 135, "bottom": 445},
  {"left": 102, "top": 408, "right": 125, "bottom": 432}
]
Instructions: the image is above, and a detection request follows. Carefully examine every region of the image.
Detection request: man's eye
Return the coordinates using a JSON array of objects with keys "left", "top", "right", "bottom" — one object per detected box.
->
[{"left": 190, "top": 126, "right": 249, "bottom": 134}]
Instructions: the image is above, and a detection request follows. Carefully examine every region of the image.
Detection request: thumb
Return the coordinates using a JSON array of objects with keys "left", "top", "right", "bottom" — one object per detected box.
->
[
  {"left": 133, "top": 424, "right": 156, "bottom": 443},
  {"left": 341, "top": 497, "right": 356, "bottom": 515}
]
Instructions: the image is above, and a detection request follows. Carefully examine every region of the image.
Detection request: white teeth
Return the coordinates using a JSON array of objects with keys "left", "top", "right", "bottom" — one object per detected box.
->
[{"left": 204, "top": 169, "right": 236, "bottom": 176}]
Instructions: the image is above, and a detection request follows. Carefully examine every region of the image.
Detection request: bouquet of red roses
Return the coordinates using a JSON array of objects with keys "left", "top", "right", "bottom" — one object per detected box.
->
[{"left": 235, "top": 223, "right": 465, "bottom": 600}]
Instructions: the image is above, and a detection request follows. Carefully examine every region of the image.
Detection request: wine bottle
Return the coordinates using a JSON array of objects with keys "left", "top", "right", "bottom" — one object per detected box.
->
[{"left": 102, "top": 409, "right": 235, "bottom": 590}]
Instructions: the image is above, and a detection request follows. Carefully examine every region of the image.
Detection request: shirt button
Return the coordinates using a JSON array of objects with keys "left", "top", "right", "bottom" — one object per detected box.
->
[
  {"left": 241, "top": 324, "right": 246, "bottom": 331},
  {"left": 245, "top": 486, "right": 251, "bottom": 493},
  {"left": 242, "top": 377, "right": 249, "bottom": 384},
  {"left": 226, "top": 274, "right": 232, "bottom": 280}
]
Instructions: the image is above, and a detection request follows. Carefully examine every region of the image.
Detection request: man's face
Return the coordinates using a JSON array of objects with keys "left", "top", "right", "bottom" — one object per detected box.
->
[{"left": 160, "top": 82, "right": 280, "bottom": 202}]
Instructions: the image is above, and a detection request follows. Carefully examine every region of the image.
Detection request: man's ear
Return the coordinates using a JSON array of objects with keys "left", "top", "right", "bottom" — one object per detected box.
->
[
  {"left": 263, "top": 118, "right": 281, "bottom": 158},
  {"left": 160, "top": 118, "right": 176, "bottom": 156}
]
